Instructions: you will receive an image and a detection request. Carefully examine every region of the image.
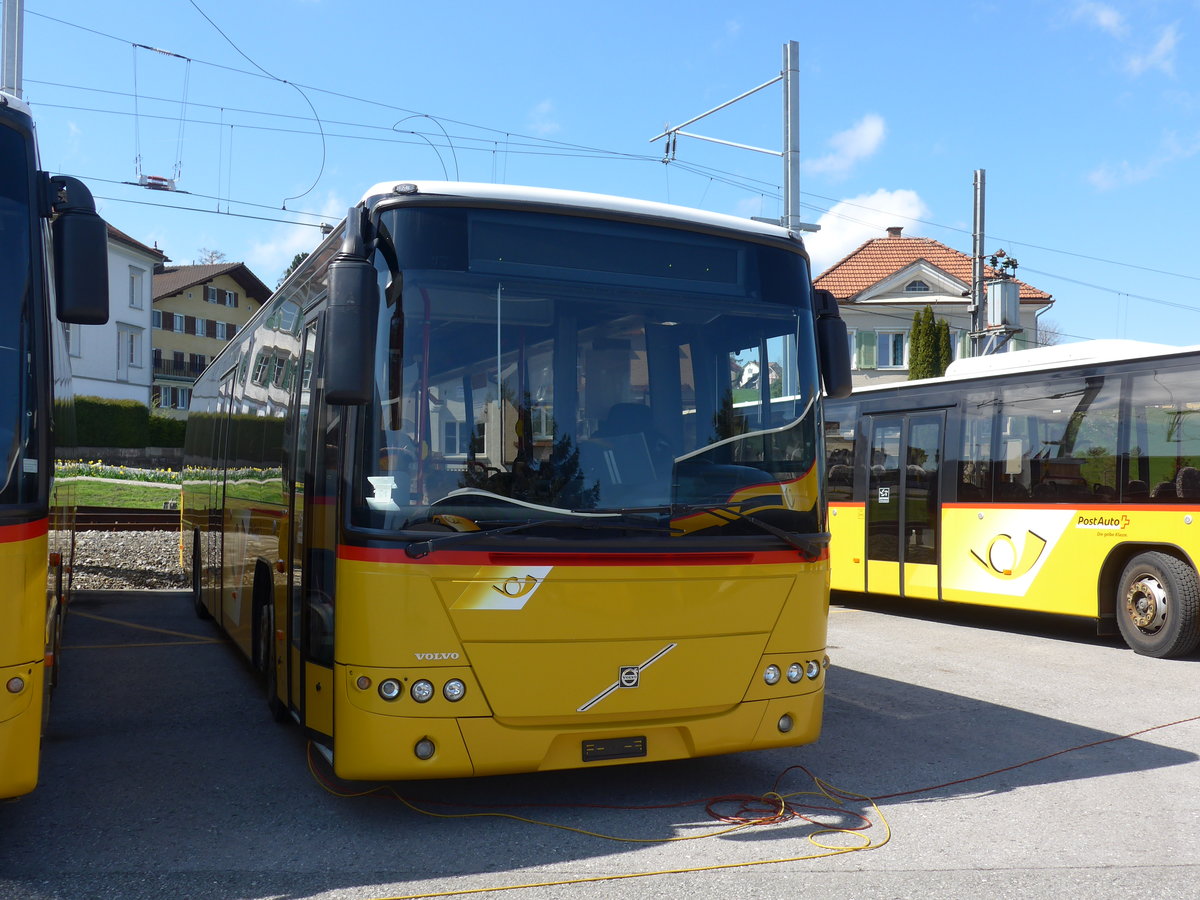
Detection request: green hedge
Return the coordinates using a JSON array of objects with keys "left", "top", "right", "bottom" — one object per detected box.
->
[{"left": 72, "top": 396, "right": 186, "bottom": 448}]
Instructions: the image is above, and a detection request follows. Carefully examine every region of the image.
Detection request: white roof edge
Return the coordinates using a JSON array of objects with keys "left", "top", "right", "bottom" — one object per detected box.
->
[
  {"left": 358, "top": 180, "right": 798, "bottom": 241},
  {"left": 0, "top": 90, "right": 33, "bottom": 118},
  {"left": 851, "top": 339, "right": 1200, "bottom": 395},
  {"left": 942, "top": 339, "right": 1188, "bottom": 379}
]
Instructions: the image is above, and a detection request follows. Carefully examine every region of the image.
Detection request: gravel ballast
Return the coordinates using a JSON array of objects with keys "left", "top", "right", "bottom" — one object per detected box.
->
[{"left": 70, "top": 530, "right": 190, "bottom": 591}]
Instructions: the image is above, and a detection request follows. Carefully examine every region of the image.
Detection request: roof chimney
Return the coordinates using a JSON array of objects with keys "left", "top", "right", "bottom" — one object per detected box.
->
[{"left": 886, "top": 226, "right": 903, "bottom": 237}]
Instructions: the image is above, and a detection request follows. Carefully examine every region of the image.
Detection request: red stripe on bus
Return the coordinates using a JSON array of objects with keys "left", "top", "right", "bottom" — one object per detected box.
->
[
  {"left": 0, "top": 518, "right": 49, "bottom": 543},
  {"left": 337, "top": 545, "right": 813, "bottom": 567}
]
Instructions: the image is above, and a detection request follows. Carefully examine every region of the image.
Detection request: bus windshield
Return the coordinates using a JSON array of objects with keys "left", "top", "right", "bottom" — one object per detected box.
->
[
  {"left": 351, "top": 206, "right": 823, "bottom": 542},
  {"left": 0, "top": 122, "right": 32, "bottom": 506}
]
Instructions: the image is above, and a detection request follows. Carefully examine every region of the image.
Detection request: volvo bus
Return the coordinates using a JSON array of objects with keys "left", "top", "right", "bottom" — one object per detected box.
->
[
  {"left": 183, "top": 180, "right": 852, "bottom": 780},
  {"left": 1, "top": 88, "right": 109, "bottom": 798},
  {"left": 825, "top": 339, "right": 1200, "bottom": 659}
]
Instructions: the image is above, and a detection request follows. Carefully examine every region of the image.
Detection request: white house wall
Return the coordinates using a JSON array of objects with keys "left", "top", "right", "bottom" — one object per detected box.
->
[{"left": 69, "top": 238, "right": 158, "bottom": 404}]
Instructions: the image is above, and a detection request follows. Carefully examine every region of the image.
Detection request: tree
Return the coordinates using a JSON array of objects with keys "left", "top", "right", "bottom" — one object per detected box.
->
[
  {"left": 278, "top": 251, "right": 310, "bottom": 288},
  {"left": 935, "top": 319, "right": 952, "bottom": 375},
  {"left": 197, "top": 248, "right": 226, "bottom": 265},
  {"left": 908, "top": 305, "right": 939, "bottom": 380},
  {"left": 909, "top": 305, "right": 953, "bottom": 380},
  {"left": 1036, "top": 318, "right": 1065, "bottom": 347}
]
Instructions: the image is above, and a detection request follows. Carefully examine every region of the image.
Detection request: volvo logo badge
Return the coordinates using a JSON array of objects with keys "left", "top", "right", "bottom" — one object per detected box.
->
[{"left": 577, "top": 643, "right": 677, "bottom": 712}]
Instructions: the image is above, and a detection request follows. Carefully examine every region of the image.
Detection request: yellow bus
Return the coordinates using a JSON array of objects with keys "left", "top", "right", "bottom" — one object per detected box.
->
[
  {"left": 1, "top": 89, "right": 109, "bottom": 798},
  {"left": 183, "top": 180, "right": 852, "bottom": 780},
  {"left": 825, "top": 339, "right": 1200, "bottom": 659}
]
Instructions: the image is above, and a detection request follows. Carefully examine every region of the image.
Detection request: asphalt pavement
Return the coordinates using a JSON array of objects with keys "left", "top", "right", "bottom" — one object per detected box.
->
[{"left": 1, "top": 588, "right": 1197, "bottom": 899}]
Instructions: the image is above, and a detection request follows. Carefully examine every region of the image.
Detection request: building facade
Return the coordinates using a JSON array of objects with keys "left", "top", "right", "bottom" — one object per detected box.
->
[
  {"left": 65, "top": 226, "right": 166, "bottom": 405},
  {"left": 151, "top": 262, "right": 271, "bottom": 417},
  {"left": 814, "top": 227, "right": 1054, "bottom": 388}
]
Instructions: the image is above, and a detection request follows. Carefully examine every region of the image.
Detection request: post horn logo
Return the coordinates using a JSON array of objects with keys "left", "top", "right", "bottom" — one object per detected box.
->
[{"left": 970, "top": 530, "right": 1048, "bottom": 580}]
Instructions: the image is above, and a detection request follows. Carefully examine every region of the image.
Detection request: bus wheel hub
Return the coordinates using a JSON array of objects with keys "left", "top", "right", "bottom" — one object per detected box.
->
[{"left": 1125, "top": 578, "right": 1167, "bottom": 631}]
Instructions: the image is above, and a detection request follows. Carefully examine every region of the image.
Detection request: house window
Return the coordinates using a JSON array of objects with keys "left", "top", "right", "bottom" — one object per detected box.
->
[
  {"left": 129, "top": 267, "right": 144, "bottom": 309},
  {"left": 443, "top": 420, "right": 473, "bottom": 456},
  {"left": 252, "top": 351, "right": 271, "bottom": 385},
  {"left": 878, "top": 331, "right": 907, "bottom": 368},
  {"left": 206, "top": 286, "right": 220, "bottom": 304},
  {"left": 224, "top": 290, "right": 239, "bottom": 308},
  {"left": 905, "top": 279, "right": 930, "bottom": 292},
  {"left": 215, "top": 322, "right": 228, "bottom": 340},
  {"left": 846, "top": 329, "right": 857, "bottom": 371},
  {"left": 173, "top": 313, "right": 185, "bottom": 332},
  {"left": 194, "top": 316, "right": 206, "bottom": 337},
  {"left": 152, "top": 310, "right": 162, "bottom": 329}
]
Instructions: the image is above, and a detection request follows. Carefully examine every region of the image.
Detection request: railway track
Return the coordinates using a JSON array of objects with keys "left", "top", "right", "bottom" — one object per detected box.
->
[{"left": 74, "top": 505, "right": 181, "bottom": 531}]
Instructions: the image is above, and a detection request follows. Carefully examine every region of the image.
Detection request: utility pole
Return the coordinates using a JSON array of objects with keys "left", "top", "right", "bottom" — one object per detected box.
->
[
  {"left": 2, "top": 0, "right": 24, "bottom": 97},
  {"left": 650, "top": 40, "right": 817, "bottom": 233},
  {"left": 970, "top": 169, "right": 986, "bottom": 357}
]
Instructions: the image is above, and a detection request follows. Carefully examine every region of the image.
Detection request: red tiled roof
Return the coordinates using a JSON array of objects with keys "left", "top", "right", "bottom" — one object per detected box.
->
[
  {"left": 814, "top": 234, "right": 1051, "bottom": 301},
  {"left": 153, "top": 262, "right": 271, "bottom": 303},
  {"left": 106, "top": 224, "right": 167, "bottom": 261}
]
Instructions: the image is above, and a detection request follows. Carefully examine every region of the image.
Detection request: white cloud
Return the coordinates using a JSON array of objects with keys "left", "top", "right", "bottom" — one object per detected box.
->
[
  {"left": 802, "top": 188, "right": 930, "bottom": 275},
  {"left": 1073, "top": 2, "right": 1126, "bottom": 37},
  {"left": 803, "top": 114, "right": 886, "bottom": 179},
  {"left": 527, "top": 100, "right": 560, "bottom": 137},
  {"left": 1126, "top": 23, "right": 1180, "bottom": 76},
  {"left": 246, "top": 191, "right": 345, "bottom": 285},
  {"left": 1087, "top": 130, "right": 1200, "bottom": 189}
]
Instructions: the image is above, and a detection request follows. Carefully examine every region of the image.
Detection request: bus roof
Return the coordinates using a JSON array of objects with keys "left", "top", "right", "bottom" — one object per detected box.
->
[
  {"left": 0, "top": 90, "right": 33, "bottom": 119},
  {"left": 943, "top": 339, "right": 1192, "bottom": 378},
  {"left": 358, "top": 180, "right": 800, "bottom": 242},
  {"left": 852, "top": 338, "right": 1200, "bottom": 397}
]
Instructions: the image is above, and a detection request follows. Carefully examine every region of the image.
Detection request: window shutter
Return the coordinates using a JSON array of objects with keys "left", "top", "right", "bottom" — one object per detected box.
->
[
  {"left": 856, "top": 331, "right": 877, "bottom": 369},
  {"left": 206, "top": 320, "right": 217, "bottom": 338},
  {"left": 162, "top": 314, "right": 173, "bottom": 332},
  {"left": 185, "top": 315, "right": 196, "bottom": 335}
]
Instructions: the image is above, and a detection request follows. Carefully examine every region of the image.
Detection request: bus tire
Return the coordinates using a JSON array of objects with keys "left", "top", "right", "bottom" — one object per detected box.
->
[
  {"left": 192, "top": 536, "right": 211, "bottom": 621},
  {"left": 257, "top": 601, "right": 288, "bottom": 722},
  {"left": 1116, "top": 552, "right": 1200, "bottom": 658}
]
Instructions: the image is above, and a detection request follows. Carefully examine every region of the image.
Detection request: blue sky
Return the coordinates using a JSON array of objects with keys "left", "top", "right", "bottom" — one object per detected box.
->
[{"left": 14, "top": 0, "right": 1200, "bottom": 345}]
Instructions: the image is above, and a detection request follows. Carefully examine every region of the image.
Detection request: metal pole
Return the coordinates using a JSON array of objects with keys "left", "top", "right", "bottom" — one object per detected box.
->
[
  {"left": 783, "top": 41, "right": 801, "bottom": 232},
  {"left": 2, "top": 0, "right": 24, "bottom": 97},
  {"left": 971, "top": 169, "right": 986, "bottom": 356}
]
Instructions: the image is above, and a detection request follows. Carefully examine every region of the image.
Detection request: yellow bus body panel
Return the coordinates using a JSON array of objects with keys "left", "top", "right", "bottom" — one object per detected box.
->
[
  {"left": 828, "top": 503, "right": 865, "bottom": 592},
  {"left": 329, "top": 555, "right": 828, "bottom": 780},
  {"left": 939, "top": 505, "right": 1170, "bottom": 617},
  {"left": 0, "top": 528, "right": 49, "bottom": 798}
]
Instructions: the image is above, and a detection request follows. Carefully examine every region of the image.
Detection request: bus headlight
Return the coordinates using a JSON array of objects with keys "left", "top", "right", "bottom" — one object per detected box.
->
[
  {"left": 763, "top": 664, "right": 781, "bottom": 685},
  {"left": 378, "top": 679, "right": 402, "bottom": 701},
  {"left": 805, "top": 660, "right": 821, "bottom": 680},
  {"left": 443, "top": 679, "right": 466, "bottom": 702},
  {"left": 786, "top": 663, "right": 803, "bottom": 684},
  {"left": 411, "top": 679, "right": 434, "bottom": 703},
  {"left": 5, "top": 676, "right": 24, "bottom": 694}
]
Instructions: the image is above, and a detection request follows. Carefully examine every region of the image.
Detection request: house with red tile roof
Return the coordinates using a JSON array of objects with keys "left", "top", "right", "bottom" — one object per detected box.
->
[
  {"left": 151, "top": 262, "right": 271, "bottom": 416},
  {"left": 814, "top": 226, "right": 1054, "bottom": 387}
]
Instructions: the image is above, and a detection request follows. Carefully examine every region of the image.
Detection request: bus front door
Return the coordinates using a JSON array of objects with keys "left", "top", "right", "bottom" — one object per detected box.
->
[{"left": 865, "top": 411, "right": 944, "bottom": 600}]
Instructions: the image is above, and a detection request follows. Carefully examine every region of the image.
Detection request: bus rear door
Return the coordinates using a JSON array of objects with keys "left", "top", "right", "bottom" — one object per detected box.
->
[{"left": 865, "top": 411, "right": 945, "bottom": 600}]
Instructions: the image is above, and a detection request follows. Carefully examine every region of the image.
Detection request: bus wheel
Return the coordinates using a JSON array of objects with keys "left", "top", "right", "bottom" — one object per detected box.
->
[
  {"left": 1116, "top": 552, "right": 1200, "bottom": 658},
  {"left": 257, "top": 602, "right": 288, "bottom": 722},
  {"left": 192, "top": 538, "right": 211, "bottom": 621}
]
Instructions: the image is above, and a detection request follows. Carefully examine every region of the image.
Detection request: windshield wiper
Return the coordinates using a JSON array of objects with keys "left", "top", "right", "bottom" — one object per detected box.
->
[
  {"left": 404, "top": 515, "right": 681, "bottom": 559},
  {"left": 671, "top": 503, "right": 830, "bottom": 558}
]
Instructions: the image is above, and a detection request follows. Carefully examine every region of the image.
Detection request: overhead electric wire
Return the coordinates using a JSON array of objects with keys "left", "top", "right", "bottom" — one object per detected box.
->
[{"left": 27, "top": 4, "right": 1200, "bottom": 322}]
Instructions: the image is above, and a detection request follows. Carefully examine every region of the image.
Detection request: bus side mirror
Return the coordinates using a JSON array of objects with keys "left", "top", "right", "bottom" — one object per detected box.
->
[
  {"left": 814, "top": 288, "right": 853, "bottom": 399},
  {"left": 48, "top": 175, "right": 110, "bottom": 325},
  {"left": 323, "top": 207, "right": 379, "bottom": 405}
]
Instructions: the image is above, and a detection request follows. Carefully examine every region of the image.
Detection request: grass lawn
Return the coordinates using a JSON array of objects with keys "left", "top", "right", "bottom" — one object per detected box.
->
[{"left": 59, "top": 480, "right": 180, "bottom": 509}]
